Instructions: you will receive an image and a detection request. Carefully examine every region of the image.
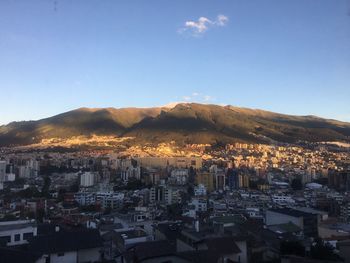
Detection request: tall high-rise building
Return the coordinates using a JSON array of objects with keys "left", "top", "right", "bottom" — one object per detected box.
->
[
  {"left": 328, "top": 170, "right": 350, "bottom": 191},
  {"left": 80, "top": 172, "right": 95, "bottom": 187},
  {"left": 239, "top": 174, "right": 250, "bottom": 188},
  {"left": 227, "top": 161, "right": 239, "bottom": 191},
  {"left": 215, "top": 171, "right": 226, "bottom": 190}
]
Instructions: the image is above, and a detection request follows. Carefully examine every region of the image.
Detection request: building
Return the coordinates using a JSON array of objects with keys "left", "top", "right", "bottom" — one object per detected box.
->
[
  {"left": 137, "top": 157, "right": 202, "bottom": 169},
  {"left": 266, "top": 208, "right": 318, "bottom": 237},
  {"left": 328, "top": 170, "right": 350, "bottom": 191},
  {"left": 227, "top": 167, "right": 239, "bottom": 190},
  {"left": 149, "top": 186, "right": 179, "bottom": 205},
  {"left": 74, "top": 192, "right": 96, "bottom": 206},
  {"left": 196, "top": 171, "right": 214, "bottom": 192},
  {"left": 149, "top": 186, "right": 164, "bottom": 204},
  {"left": 239, "top": 173, "right": 250, "bottom": 188},
  {"left": 0, "top": 220, "right": 37, "bottom": 246},
  {"left": 80, "top": 172, "right": 95, "bottom": 187},
  {"left": 0, "top": 161, "right": 6, "bottom": 182},
  {"left": 169, "top": 169, "right": 188, "bottom": 185},
  {"left": 28, "top": 228, "right": 103, "bottom": 263},
  {"left": 194, "top": 184, "right": 207, "bottom": 196},
  {"left": 121, "top": 159, "right": 141, "bottom": 181},
  {"left": 115, "top": 229, "right": 149, "bottom": 248},
  {"left": 18, "top": 165, "right": 31, "bottom": 178},
  {"left": 209, "top": 165, "right": 226, "bottom": 191},
  {"left": 301, "top": 173, "right": 312, "bottom": 185},
  {"left": 96, "top": 192, "right": 124, "bottom": 209},
  {"left": 271, "top": 195, "right": 295, "bottom": 205},
  {"left": 190, "top": 198, "right": 207, "bottom": 212},
  {"left": 176, "top": 230, "right": 247, "bottom": 263}
]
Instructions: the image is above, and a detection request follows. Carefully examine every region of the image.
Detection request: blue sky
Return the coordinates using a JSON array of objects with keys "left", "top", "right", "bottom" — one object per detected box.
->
[{"left": 0, "top": 0, "right": 349, "bottom": 124}]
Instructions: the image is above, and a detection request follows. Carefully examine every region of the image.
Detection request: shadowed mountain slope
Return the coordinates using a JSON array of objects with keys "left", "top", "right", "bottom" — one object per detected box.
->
[{"left": 0, "top": 103, "right": 349, "bottom": 146}]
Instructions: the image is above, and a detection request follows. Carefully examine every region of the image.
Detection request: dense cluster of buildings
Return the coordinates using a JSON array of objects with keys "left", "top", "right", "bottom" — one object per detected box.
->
[{"left": 0, "top": 143, "right": 350, "bottom": 262}]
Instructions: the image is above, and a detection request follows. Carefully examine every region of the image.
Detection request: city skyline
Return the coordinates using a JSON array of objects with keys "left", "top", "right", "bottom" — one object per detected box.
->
[{"left": 1, "top": 0, "right": 349, "bottom": 125}]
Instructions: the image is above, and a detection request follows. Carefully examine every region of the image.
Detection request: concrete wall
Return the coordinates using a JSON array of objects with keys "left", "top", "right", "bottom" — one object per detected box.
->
[
  {"left": 235, "top": 240, "right": 248, "bottom": 263},
  {"left": 265, "top": 210, "right": 303, "bottom": 229},
  {"left": 78, "top": 247, "right": 101, "bottom": 262}
]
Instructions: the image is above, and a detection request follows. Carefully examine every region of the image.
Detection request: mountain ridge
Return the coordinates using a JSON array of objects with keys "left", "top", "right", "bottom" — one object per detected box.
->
[{"left": 1, "top": 103, "right": 349, "bottom": 147}]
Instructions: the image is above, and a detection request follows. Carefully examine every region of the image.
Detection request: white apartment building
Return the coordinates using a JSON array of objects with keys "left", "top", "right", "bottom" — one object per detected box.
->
[
  {"left": 0, "top": 220, "right": 37, "bottom": 246},
  {"left": 272, "top": 195, "right": 295, "bottom": 205},
  {"left": 96, "top": 192, "right": 124, "bottom": 209},
  {"left": 74, "top": 192, "right": 96, "bottom": 206},
  {"left": 194, "top": 184, "right": 207, "bottom": 196}
]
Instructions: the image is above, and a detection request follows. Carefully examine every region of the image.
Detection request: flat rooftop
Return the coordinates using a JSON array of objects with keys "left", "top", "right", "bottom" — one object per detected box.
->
[{"left": 268, "top": 208, "right": 317, "bottom": 218}]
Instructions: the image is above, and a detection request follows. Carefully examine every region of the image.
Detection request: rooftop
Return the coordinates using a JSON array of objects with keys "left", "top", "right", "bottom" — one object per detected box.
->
[
  {"left": 28, "top": 229, "right": 103, "bottom": 254},
  {"left": 0, "top": 220, "right": 36, "bottom": 232},
  {"left": 268, "top": 208, "right": 317, "bottom": 218},
  {"left": 117, "top": 229, "right": 148, "bottom": 240}
]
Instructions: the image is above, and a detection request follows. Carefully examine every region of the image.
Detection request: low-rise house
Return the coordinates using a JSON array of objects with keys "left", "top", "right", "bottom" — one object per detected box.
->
[
  {"left": 28, "top": 228, "right": 103, "bottom": 263},
  {"left": 0, "top": 220, "right": 37, "bottom": 246}
]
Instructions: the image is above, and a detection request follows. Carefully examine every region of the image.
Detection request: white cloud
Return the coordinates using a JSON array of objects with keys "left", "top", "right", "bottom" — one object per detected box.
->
[
  {"left": 185, "top": 17, "right": 212, "bottom": 33},
  {"left": 216, "top": 15, "right": 229, "bottom": 26},
  {"left": 179, "top": 14, "right": 229, "bottom": 36},
  {"left": 181, "top": 93, "right": 215, "bottom": 103}
]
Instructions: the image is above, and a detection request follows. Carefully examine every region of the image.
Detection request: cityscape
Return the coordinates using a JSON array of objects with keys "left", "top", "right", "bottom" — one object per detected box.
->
[{"left": 1, "top": 1, "right": 350, "bottom": 263}]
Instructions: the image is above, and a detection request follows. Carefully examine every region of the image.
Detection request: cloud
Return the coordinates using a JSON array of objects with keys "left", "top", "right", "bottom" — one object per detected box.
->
[
  {"left": 216, "top": 14, "right": 229, "bottom": 26},
  {"left": 179, "top": 14, "right": 228, "bottom": 36},
  {"left": 181, "top": 93, "right": 215, "bottom": 103}
]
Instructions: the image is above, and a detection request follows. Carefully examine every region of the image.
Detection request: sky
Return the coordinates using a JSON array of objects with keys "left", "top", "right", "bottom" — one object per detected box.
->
[{"left": 0, "top": 0, "right": 349, "bottom": 125}]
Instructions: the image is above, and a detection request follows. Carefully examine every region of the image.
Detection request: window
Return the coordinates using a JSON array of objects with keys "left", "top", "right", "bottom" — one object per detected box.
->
[
  {"left": 14, "top": 234, "right": 20, "bottom": 241},
  {"left": 23, "top": 232, "right": 33, "bottom": 240}
]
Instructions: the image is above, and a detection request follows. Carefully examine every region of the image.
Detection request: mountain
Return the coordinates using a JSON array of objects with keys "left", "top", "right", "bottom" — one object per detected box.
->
[{"left": 1, "top": 103, "right": 350, "bottom": 147}]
